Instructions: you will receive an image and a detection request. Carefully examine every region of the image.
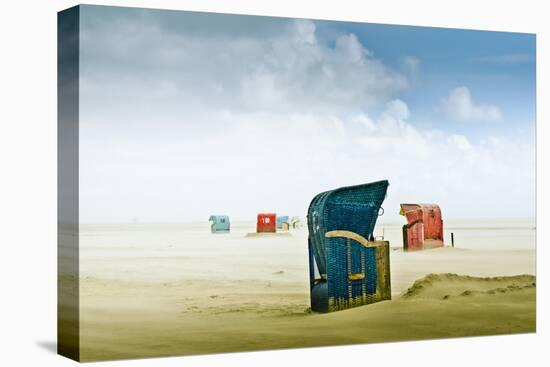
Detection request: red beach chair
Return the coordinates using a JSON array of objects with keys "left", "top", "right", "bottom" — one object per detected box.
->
[{"left": 400, "top": 203, "right": 444, "bottom": 251}]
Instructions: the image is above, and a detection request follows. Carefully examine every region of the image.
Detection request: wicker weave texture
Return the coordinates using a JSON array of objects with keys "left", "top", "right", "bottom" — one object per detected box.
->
[{"left": 307, "top": 180, "right": 391, "bottom": 312}]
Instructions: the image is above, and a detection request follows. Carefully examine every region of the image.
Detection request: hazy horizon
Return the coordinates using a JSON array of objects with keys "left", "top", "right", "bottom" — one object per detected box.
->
[{"left": 78, "top": 217, "right": 537, "bottom": 226}]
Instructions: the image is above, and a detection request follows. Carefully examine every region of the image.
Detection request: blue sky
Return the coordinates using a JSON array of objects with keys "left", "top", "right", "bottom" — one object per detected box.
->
[
  {"left": 317, "top": 20, "right": 536, "bottom": 139},
  {"left": 77, "top": 5, "right": 536, "bottom": 223}
]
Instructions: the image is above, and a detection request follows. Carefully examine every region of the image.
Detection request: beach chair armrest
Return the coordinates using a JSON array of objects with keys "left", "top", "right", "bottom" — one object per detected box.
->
[{"left": 324, "top": 230, "right": 387, "bottom": 248}]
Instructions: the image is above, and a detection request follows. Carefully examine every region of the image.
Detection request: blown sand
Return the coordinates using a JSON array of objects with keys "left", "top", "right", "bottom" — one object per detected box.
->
[{"left": 61, "top": 221, "right": 535, "bottom": 361}]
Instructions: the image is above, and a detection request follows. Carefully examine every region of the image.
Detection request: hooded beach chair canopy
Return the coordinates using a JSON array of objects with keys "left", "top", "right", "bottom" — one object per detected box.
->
[
  {"left": 308, "top": 180, "right": 389, "bottom": 276},
  {"left": 400, "top": 203, "right": 440, "bottom": 216},
  {"left": 209, "top": 215, "right": 230, "bottom": 233}
]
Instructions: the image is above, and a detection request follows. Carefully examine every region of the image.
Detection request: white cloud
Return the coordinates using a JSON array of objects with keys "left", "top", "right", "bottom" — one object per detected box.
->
[
  {"left": 401, "top": 56, "right": 420, "bottom": 80},
  {"left": 440, "top": 86, "right": 502, "bottom": 121},
  {"left": 80, "top": 96, "right": 534, "bottom": 223},
  {"left": 384, "top": 99, "right": 410, "bottom": 121},
  {"left": 80, "top": 18, "right": 409, "bottom": 117},
  {"left": 447, "top": 134, "right": 472, "bottom": 151},
  {"left": 77, "top": 11, "right": 534, "bottom": 223},
  {"left": 293, "top": 19, "right": 317, "bottom": 45},
  {"left": 352, "top": 113, "right": 376, "bottom": 132},
  {"left": 335, "top": 34, "right": 369, "bottom": 64}
]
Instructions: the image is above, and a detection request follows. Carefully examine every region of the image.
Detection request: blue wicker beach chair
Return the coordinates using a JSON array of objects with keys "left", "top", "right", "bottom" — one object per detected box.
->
[{"left": 307, "top": 180, "right": 391, "bottom": 312}]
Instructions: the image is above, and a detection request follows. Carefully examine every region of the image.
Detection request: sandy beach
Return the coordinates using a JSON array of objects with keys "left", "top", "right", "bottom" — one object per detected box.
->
[{"left": 64, "top": 221, "right": 535, "bottom": 361}]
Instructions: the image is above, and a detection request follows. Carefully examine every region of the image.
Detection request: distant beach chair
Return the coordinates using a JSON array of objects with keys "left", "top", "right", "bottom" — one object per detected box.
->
[
  {"left": 290, "top": 216, "right": 302, "bottom": 229},
  {"left": 209, "top": 215, "right": 230, "bottom": 233},
  {"left": 276, "top": 215, "right": 289, "bottom": 230},
  {"left": 399, "top": 204, "right": 444, "bottom": 251},
  {"left": 257, "top": 213, "right": 276, "bottom": 233},
  {"left": 307, "top": 180, "right": 391, "bottom": 313}
]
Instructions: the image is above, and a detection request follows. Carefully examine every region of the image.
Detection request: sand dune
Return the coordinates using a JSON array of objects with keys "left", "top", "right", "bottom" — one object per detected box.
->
[{"left": 402, "top": 273, "right": 536, "bottom": 299}]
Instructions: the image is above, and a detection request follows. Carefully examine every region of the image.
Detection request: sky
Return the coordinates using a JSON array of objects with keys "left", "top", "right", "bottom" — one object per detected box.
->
[{"left": 76, "top": 5, "right": 536, "bottom": 223}]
